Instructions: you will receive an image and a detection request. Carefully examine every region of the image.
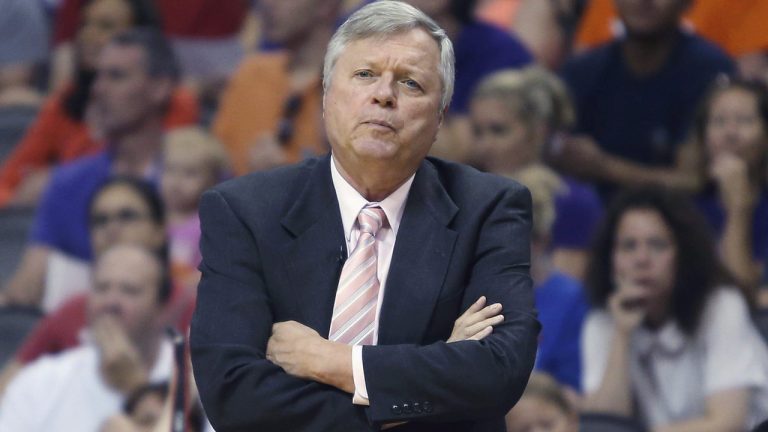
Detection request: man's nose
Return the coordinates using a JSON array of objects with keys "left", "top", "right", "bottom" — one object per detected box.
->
[{"left": 371, "top": 75, "right": 396, "bottom": 108}]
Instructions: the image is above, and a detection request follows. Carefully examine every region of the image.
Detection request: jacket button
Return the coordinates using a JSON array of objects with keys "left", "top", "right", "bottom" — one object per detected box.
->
[
  {"left": 413, "top": 401, "right": 422, "bottom": 414},
  {"left": 423, "top": 401, "right": 433, "bottom": 413},
  {"left": 391, "top": 404, "right": 402, "bottom": 415},
  {"left": 402, "top": 402, "right": 413, "bottom": 414}
]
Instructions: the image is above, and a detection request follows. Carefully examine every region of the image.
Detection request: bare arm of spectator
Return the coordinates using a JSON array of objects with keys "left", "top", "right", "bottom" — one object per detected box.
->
[
  {"left": 513, "top": 0, "right": 570, "bottom": 69},
  {"left": 49, "top": 42, "right": 75, "bottom": 93},
  {"left": 10, "top": 169, "right": 51, "bottom": 208},
  {"left": 582, "top": 281, "right": 647, "bottom": 416},
  {"left": 551, "top": 134, "right": 703, "bottom": 193},
  {"left": 651, "top": 388, "right": 748, "bottom": 432},
  {"left": 711, "top": 153, "right": 762, "bottom": 297},
  {"left": 1, "top": 245, "right": 49, "bottom": 306},
  {"left": 0, "top": 361, "right": 22, "bottom": 400}
]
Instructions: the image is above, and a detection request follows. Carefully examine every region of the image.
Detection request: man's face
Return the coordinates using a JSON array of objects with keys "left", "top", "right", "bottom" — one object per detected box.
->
[
  {"left": 88, "top": 246, "right": 164, "bottom": 342},
  {"left": 91, "top": 44, "right": 168, "bottom": 137},
  {"left": 614, "top": 0, "right": 689, "bottom": 38},
  {"left": 324, "top": 28, "right": 444, "bottom": 179}
]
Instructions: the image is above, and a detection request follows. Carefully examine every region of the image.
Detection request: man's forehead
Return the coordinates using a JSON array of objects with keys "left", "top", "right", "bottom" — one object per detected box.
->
[{"left": 341, "top": 29, "right": 440, "bottom": 66}]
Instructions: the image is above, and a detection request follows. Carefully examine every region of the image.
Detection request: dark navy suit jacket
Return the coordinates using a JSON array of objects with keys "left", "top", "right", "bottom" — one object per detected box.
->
[{"left": 190, "top": 155, "right": 540, "bottom": 431}]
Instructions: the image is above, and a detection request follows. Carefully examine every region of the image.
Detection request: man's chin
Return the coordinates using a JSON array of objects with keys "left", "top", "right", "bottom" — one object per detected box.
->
[{"left": 351, "top": 139, "right": 399, "bottom": 161}]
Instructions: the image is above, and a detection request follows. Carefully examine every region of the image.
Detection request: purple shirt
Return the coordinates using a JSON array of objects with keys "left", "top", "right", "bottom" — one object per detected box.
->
[
  {"left": 452, "top": 21, "right": 533, "bottom": 114},
  {"left": 551, "top": 176, "right": 603, "bottom": 249}
]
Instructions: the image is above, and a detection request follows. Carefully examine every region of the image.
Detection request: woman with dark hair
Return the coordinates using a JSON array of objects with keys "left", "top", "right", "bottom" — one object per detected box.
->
[
  {"left": 581, "top": 188, "right": 768, "bottom": 431},
  {"left": 693, "top": 77, "right": 768, "bottom": 300},
  {"left": 0, "top": 0, "right": 198, "bottom": 208}
]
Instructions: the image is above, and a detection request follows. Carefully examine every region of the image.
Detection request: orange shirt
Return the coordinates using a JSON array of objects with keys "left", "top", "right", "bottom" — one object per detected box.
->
[
  {"left": 575, "top": 0, "right": 768, "bottom": 57},
  {"left": 0, "top": 86, "right": 199, "bottom": 206},
  {"left": 213, "top": 51, "right": 326, "bottom": 176},
  {"left": 476, "top": 0, "right": 522, "bottom": 30}
]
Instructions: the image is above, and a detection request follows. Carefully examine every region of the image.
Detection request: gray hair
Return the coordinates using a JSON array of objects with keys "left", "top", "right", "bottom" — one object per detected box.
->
[{"left": 322, "top": 0, "right": 455, "bottom": 112}]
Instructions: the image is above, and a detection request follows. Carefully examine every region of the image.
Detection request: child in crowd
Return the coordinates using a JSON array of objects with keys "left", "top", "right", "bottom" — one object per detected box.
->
[
  {"left": 505, "top": 372, "right": 578, "bottom": 432},
  {"left": 161, "top": 126, "right": 229, "bottom": 293}
]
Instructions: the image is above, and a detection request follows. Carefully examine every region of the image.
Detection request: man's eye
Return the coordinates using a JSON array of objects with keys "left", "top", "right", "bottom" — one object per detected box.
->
[
  {"left": 403, "top": 79, "right": 422, "bottom": 90},
  {"left": 355, "top": 70, "right": 373, "bottom": 78}
]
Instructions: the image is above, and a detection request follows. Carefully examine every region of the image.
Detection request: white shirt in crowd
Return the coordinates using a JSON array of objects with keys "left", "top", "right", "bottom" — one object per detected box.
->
[
  {"left": 582, "top": 288, "right": 768, "bottom": 429},
  {"left": 0, "top": 339, "right": 173, "bottom": 431}
]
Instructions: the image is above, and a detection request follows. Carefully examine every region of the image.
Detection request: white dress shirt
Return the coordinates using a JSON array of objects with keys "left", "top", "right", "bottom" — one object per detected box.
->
[
  {"left": 0, "top": 340, "right": 173, "bottom": 431},
  {"left": 330, "top": 155, "right": 414, "bottom": 405},
  {"left": 582, "top": 288, "right": 768, "bottom": 429}
]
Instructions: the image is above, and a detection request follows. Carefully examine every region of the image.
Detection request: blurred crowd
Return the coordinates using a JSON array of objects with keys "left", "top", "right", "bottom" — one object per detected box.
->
[{"left": 0, "top": 0, "right": 767, "bottom": 431}]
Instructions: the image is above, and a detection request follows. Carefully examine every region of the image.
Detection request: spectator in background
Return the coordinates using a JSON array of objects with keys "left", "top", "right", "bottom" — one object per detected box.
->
[
  {"left": 693, "top": 78, "right": 768, "bottom": 303},
  {"left": 512, "top": 165, "right": 589, "bottom": 393},
  {"left": 557, "top": 0, "right": 733, "bottom": 198},
  {"left": 477, "top": 0, "right": 588, "bottom": 70},
  {"left": 0, "top": 0, "right": 48, "bottom": 107},
  {"left": 161, "top": 126, "right": 230, "bottom": 293},
  {"left": 0, "top": 29, "right": 179, "bottom": 307},
  {"left": 581, "top": 188, "right": 768, "bottom": 430},
  {"left": 52, "top": 0, "right": 248, "bottom": 106},
  {"left": 154, "top": 0, "right": 249, "bottom": 104},
  {"left": 469, "top": 66, "right": 602, "bottom": 280},
  {"left": 212, "top": 0, "right": 342, "bottom": 175},
  {"left": 0, "top": 244, "right": 175, "bottom": 431},
  {"left": 0, "top": 0, "right": 198, "bottom": 208},
  {"left": 406, "top": 0, "right": 533, "bottom": 163},
  {"left": 0, "top": 177, "right": 178, "bottom": 400},
  {"left": 575, "top": 0, "right": 768, "bottom": 84},
  {"left": 404, "top": 0, "right": 532, "bottom": 115},
  {"left": 505, "top": 372, "right": 578, "bottom": 432}
]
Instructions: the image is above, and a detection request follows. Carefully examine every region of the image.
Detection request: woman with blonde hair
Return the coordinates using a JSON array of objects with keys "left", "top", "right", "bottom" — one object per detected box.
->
[{"left": 469, "top": 66, "right": 602, "bottom": 280}]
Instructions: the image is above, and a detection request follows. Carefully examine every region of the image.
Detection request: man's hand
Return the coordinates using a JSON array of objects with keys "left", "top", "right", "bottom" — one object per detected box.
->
[
  {"left": 92, "top": 315, "right": 148, "bottom": 395},
  {"left": 447, "top": 296, "right": 503, "bottom": 343},
  {"left": 266, "top": 321, "right": 354, "bottom": 393}
]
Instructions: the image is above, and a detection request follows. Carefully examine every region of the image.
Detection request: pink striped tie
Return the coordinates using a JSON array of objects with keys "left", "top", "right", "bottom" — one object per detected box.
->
[{"left": 329, "top": 207, "right": 387, "bottom": 345}]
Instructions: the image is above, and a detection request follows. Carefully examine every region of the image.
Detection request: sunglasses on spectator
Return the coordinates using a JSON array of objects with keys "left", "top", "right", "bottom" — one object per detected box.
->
[{"left": 90, "top": 208, "right": 149, "bottom": 228}]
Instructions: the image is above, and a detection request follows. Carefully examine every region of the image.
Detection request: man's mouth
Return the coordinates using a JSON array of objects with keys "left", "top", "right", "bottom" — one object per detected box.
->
[{"left": 363, "top": 120, "right": 396, "bottom": 130}]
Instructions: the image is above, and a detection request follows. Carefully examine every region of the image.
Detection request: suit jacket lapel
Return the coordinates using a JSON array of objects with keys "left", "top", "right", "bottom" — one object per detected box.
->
[
  {"left": 280, "top": 155, "right": 347, "bottom": 336},
  {"left": 378, "top": 159, "right": 458, "bottom": 345}
]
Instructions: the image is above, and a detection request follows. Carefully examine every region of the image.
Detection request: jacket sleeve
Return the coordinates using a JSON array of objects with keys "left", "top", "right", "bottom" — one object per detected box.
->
[
  {"left": 362, "top": 185, "right": 540, "bottom": 424},
  {"left": 190, "top": 189, "right": 373, "bottom": 432}
]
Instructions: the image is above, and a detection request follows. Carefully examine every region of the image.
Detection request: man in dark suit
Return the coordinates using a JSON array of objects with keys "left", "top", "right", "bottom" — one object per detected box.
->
[{"left": 190, "top": 2, "right": 540, "bottom": 431}]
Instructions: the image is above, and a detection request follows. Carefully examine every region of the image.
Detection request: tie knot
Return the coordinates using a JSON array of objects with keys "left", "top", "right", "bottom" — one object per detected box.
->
[{"left": 358, "top": 206, "right": 387, "bottom": 236}]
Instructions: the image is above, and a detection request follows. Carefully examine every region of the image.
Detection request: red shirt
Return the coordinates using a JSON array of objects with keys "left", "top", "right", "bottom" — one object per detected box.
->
[{"left": 0, "top": 86, "right": 199, "bottom": 206}]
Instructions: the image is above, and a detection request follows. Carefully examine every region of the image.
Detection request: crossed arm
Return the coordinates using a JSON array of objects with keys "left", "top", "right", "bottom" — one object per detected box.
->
[
  {"left": 264, "top": 296, "right": 505, "bottom": 395},
  {"left": 190, "top": 186, "right": 538, "bottom": 431}
]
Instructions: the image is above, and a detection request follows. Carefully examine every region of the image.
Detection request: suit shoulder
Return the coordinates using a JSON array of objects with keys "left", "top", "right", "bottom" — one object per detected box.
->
[
  {"left": 207, "top": 157, "right": 321, "bottom": 204},
  {"left": 426, "top": 157, "right": 528, "bottom": 200}
]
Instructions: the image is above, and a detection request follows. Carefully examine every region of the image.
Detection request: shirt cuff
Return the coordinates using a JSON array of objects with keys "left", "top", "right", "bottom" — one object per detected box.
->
[{"left": 352, "top": 345, "right": 370, "bottom": 406}]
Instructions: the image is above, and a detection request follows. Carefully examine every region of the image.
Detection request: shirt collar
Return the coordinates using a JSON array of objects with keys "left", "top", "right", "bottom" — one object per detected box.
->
[
  {"left": 330, "top": 154, "right": 414, "bottom": 242},
  {"left": 634, "top": 319, "right": 688, "bottom": 358}
]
